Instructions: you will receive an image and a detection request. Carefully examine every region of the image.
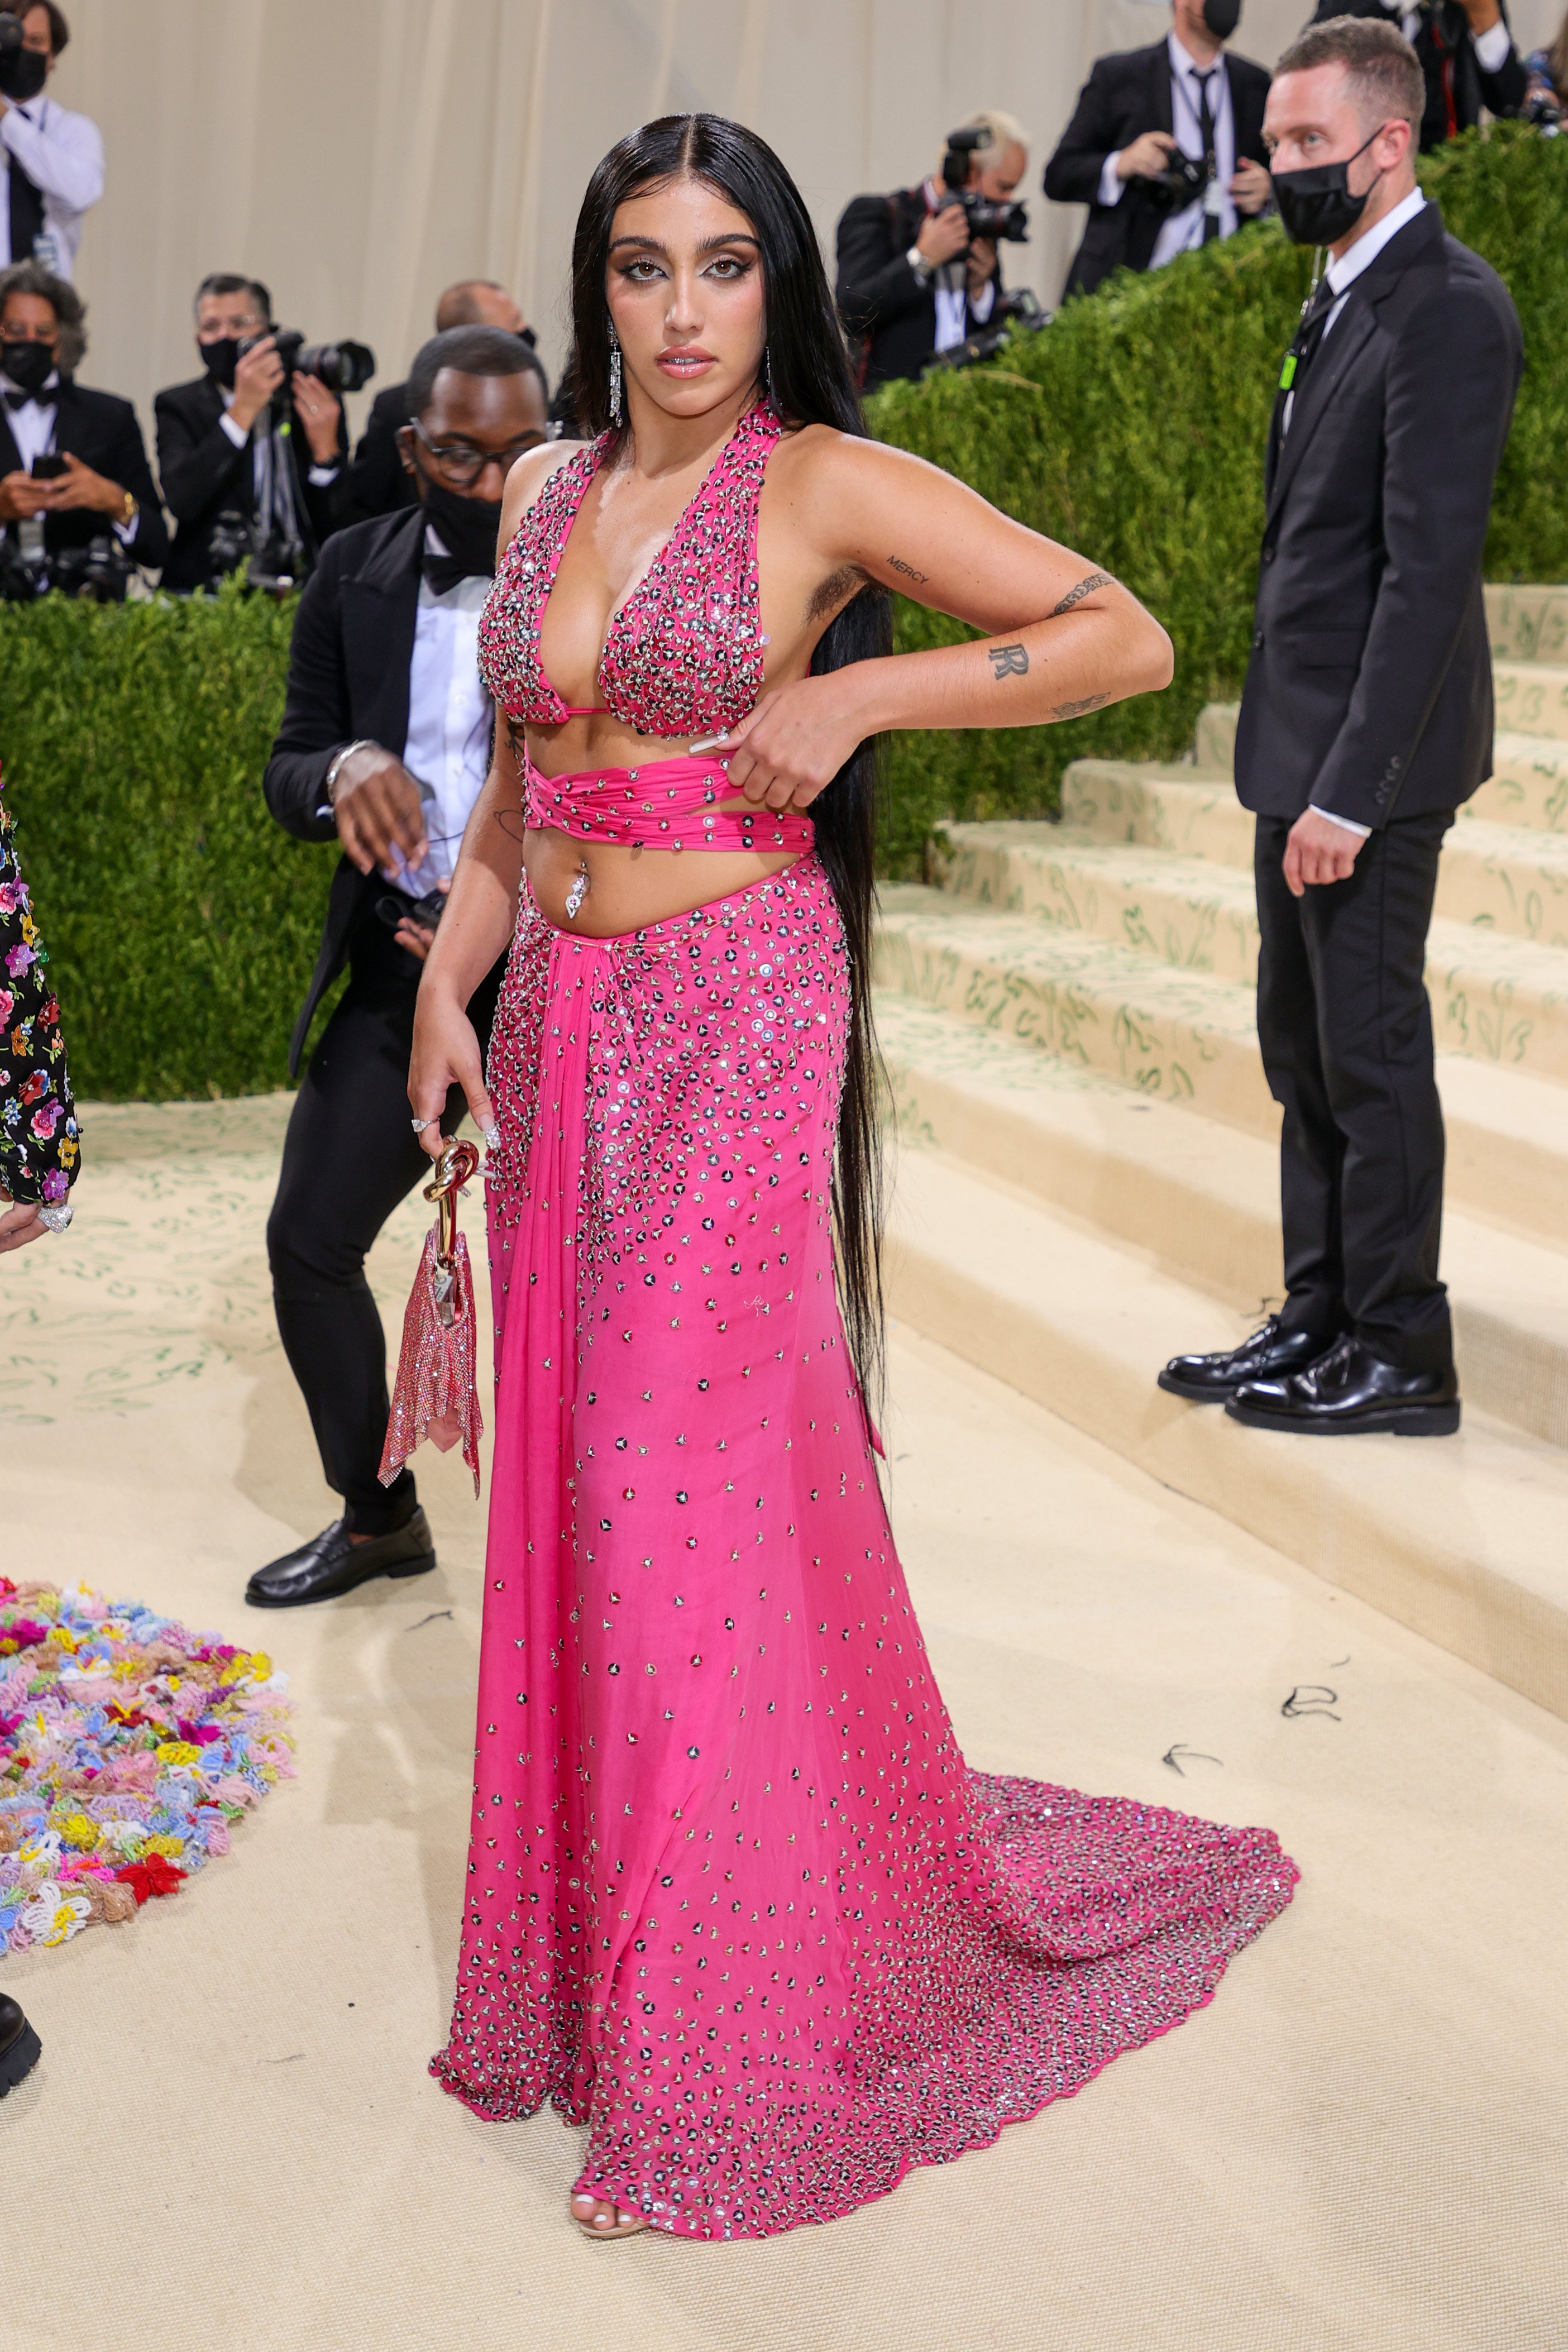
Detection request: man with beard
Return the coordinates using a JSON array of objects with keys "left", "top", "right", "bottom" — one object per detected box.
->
[{"left": 249, "top": 324, "right": 549, "bottom": 1609}]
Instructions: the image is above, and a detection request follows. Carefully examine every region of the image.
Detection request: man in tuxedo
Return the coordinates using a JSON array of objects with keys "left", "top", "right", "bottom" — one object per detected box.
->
[
  {"left": 154, "top": 274, "right": 347, "bottom": 594},
  {"left": 336, "top": 277, "right": 534, "bottom": 527},
  {"left": 835, "top": 109, "right": 1027, "bottom": 390},
  {"left": 0, "top": 3, "right": 102, "bottom": 281},
  {"left": 1044, "top": 0, "right": 1271, "bottom": 298},
  {"left": 248, "top": 324, "right": 549, "bottom": 1609},
  {"left": 1159, "top": 15, "right": 1522, "bottom": 1436},
  {"left": 0, "top": 259, "right": 166, "bottom": 585},
  {"left": 1310, "top": 0, "right": 1526, "bottom": 147}
]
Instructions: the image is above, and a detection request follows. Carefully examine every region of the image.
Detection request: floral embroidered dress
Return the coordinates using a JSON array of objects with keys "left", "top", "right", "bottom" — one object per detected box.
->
[
  {"left": 0, "top": 761, "right": 79, "bottom": 1207},
  {"left": 431, "top": 406, "right": 1299, "bottom": 2238}
]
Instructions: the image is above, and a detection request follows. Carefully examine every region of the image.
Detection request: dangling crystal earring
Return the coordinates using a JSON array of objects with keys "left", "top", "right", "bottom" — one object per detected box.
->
[
  {"left": 608, "top": 323, "right": 623, "bottom": 426},
  {"left": 763, "top": 343, "right": 776, "bottom": 409}
]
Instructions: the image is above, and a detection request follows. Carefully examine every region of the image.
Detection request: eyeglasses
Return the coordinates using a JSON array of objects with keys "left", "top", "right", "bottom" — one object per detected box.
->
[
  {"left": 410, "top": 419, "right": 545, "bottom": 486},
  {"left": 198, "top": 317, "right": 267, "bottom": 338}
]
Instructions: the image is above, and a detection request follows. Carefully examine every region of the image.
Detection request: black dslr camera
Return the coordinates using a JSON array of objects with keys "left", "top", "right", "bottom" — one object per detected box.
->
[
  {"left": 939, "top": 126, "right": 1030, "bottom": 243},
  {"left": 922, "top": 288, "right": 1049, "bottom": 376},
  {"left": 0, "top": 9, "right": 46, "bottom": 104},
  {"left": 0, "top": 530, "right": 134, "bottom": 603},
  {"left": 242, "top": 329, "right": 376, "bottom": 395},
  {"left": 1149, "top": 149, "right": 1208, "bottom": 212}
]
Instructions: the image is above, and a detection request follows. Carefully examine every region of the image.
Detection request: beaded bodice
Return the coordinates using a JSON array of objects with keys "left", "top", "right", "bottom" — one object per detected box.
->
[{"left": 478, "top": 401, "right": 785, "bottom": 741}]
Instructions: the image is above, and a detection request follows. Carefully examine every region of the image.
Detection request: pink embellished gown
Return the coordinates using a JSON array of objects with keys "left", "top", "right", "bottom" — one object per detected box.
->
[{"left": 431, "top": 405, "right": 1298, "bottom": 2237}]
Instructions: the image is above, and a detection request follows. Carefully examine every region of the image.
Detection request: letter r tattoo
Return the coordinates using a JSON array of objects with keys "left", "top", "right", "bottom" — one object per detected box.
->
[{"left": 989, "top": 644, "right": 1030, "bottom": 680}]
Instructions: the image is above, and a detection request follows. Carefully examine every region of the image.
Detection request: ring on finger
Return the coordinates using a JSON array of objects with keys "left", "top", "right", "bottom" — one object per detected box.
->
[{"left": 410, "top": 1116, "right": 435, "bottom": 1134}]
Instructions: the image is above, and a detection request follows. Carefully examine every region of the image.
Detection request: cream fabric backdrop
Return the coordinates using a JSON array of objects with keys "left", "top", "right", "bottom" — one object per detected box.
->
[{"left": 49, "top": 0, "right": 1564, "bottom": 443}]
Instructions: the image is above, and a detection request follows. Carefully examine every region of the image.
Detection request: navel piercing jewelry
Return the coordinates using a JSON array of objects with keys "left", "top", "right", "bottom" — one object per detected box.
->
[
  {"left": 565, "top": 861, "right": 591, "bottom": 921},
  {"left": 608, "top": 323, "right": 623, "bottom": 426}
]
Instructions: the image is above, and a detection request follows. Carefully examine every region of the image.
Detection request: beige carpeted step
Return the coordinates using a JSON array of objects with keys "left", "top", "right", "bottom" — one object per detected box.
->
[
  {"left": 1484, "top": 580, "right": 1568, "bottom": 661},
  {"left": 887, "top": 1139, "right": 1568, "bottom": 1724},
  {"left": 877, "top": 992, "right": 1568, "bottom": 1452},
  {"left": 1465, "top": 733, "right": 1568, "bottom": 832},
  {"left": 874, "top": 886, "right": 1568, "bottom": 1249},
  {"left": 1057, "top": 763, "right": 1252, "bottom": 868},
  {"left": 1493, "top": 659, "right": 1568, "bottom": 742},
  {"left": 908, "top": 845, "right": 1568, "bottom": 1080}
]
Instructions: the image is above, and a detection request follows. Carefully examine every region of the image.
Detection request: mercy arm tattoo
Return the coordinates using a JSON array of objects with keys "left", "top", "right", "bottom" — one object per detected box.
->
[
  {"left": 886, "top": 553, "right": 930, "bottom": 584},
  {"left": 1050, "top": 691, "right": 1111, "bottom": 720},
  {"left": 1049, "top": 570, "right": 1114, "bottom": 617},
  {"left": 988, "top": 643, "right": 1029, "bottom": 680}
]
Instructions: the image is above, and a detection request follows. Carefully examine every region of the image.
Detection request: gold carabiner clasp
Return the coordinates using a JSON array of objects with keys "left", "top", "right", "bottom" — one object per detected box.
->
[{"left": 422, "top": 1137, "right": 480, "bottom": 1264}]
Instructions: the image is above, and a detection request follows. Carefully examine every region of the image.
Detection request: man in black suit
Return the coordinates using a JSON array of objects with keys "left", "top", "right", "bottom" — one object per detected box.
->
[
  {"left": 336, "top": 277, "right": 534, "bottom": 527},
  {"left": 248, "top": 325, "right": 549, "bottom": 1610},
  {"left": 1160, "top": 16, "right": 1522, "bottom": 1436},
  {"left": 154, "top": 273, "right": 348, "bottom": 594},
  {"left": 1044, "top": 0, "right": 1272, "bottom": 298},
  {"left": 0, "top": 259, "right": 165, "bottom": 585},
  {"left": 1310, "top": 0, "right": 1526, "bottom": 148},
  {"left": 835, "top": 109, "right": 1027, "bottom": 391}
]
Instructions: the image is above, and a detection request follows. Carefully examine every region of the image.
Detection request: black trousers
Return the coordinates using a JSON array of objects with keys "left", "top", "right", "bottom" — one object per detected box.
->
[
  {"left": 266, "top": 909, "right": 504, "bottom": 1537},
  {"left": 1254, "top": 810, "right": 1455, "bottom": 1374}
]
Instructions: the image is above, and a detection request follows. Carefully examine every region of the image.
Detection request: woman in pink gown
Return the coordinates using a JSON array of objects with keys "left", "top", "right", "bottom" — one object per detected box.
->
[{"left": 408, "top": 113, "right": 1297, "bottom": 2241}]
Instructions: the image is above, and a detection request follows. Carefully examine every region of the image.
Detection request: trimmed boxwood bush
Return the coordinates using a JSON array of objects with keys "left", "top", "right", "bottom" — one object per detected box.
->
[{"left": 2, "top": 124, "right": 1563, "bottom": 1098}]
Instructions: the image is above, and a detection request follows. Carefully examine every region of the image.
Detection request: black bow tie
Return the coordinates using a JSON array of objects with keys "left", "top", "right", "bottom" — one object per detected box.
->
[
  {"left": 3, "top": 385, "right": 57, "bottom": 410},
  {"left": 423, "top": 547, "right": 490, "bottom": 597}
]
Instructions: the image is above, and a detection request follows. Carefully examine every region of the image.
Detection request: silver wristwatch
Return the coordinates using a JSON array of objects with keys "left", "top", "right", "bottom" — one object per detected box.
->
[{"left": 907, "top": 243, "right": 934, "bottom": 285}]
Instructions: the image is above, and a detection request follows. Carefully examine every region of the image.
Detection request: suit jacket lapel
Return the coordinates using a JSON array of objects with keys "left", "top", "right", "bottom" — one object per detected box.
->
[
  {"left": 341, "top": 508, "right": 426, "bottom": 755},
  {"left": 0, "top": 403, "right": 21, "bottom": 481},
  {"left": 1149, "top": 40, "right": 1173, "bottom": 135}
]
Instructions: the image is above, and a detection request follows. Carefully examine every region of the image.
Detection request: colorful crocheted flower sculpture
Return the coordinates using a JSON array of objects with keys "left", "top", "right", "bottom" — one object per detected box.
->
[{"left": 0, "top": 1578, "right": 294, "bottom": 1953}]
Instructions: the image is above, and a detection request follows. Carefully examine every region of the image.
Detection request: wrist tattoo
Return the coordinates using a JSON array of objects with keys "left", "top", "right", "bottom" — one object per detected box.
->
[
  {"left": 1049, "top": 571, "right": 1114, "bottom": 618},
  {"left": 887, "top": 553, "right": 929, "bottom": 584},
  {"left": 989, "top": 644, "right": 1030, "bottom": 680},
  {"left": 1051, "top": 691, "right": 1111, "bottom": 720}
]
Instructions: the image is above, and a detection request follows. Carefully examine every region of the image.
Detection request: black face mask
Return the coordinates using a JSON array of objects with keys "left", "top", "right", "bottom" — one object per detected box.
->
[
  {"left": 1, "top": 47, "right": 47, "bottom": 104},
  {"left": 200, "top": 337, "right": 241, "bottom": 390},
  {"left": 1273, "top": 125, "right": 1388, "bottom": 247},
  {"left": 1202, "top": 0, "right": 1242, "bottom": 37},
  {"left": 419, "top": 474, "right": 503, "bottom": 577},
  {"left": 1, "top": 338, "right": 54, "bottom": 395}
]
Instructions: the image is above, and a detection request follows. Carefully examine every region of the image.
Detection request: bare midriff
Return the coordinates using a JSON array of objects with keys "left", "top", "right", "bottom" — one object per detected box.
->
[{"left": 519, "top": 725, "right": 805, "bottom": 937}]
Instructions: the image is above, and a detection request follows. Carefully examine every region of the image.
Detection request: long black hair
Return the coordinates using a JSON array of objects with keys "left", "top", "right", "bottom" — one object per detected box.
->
[{"left": 567, "top": 113, "right": 891, "bottom": 1417}]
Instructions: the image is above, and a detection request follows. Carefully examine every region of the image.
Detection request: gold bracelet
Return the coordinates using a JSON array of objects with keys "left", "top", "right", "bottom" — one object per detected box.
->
[{"left": 120, "top": 490, "right": 137, "bottom": 526}]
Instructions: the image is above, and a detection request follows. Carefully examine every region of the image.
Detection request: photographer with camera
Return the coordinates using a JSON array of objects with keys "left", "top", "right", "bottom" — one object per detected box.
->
[
  {"left": 0, "top": 260, "right": 165, "bottom": 599},
  {"left": 1044, "top": 0, "right": 1271, "bottom": 298},
  {"left": 835, "top": 109, "right": 1030, "bottom": 390},
  {"left": 155, "top": 273, "right": 367, "bottom": 595},
  {"left": 0, "top": 6, "right": 102, "bottom": 281},
  {"left": 248, "top": 324, "right": 548, "bottom": 1610},
  {"left": 1307, "top": 0, "right": 1526, "bottom": 146}
]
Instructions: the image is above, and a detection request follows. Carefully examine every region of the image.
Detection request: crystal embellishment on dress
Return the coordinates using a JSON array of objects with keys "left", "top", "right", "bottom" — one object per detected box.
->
[{"left": 563, "top": 861, "right": 590, "bottom": 921}]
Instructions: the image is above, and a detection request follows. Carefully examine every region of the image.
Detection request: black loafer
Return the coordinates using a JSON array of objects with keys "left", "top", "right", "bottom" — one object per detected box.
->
[
  {"left": 1226, "top": 1335, "right": 1460, "bottom": 1436},
  {"left": 246, "top": 1508, "right": 437, "bottom": 1609},
  {"left": 0, "top": 1994, "right": 41, "bottom": 2095},
  {"left": 1158, "top": 1314, "right": 1338, "bottom": 1403}
]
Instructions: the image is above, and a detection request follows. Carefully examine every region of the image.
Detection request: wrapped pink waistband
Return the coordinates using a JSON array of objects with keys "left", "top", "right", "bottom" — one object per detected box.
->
[{"left": 522, "top": 752, "right": 814, "bottom": 855}]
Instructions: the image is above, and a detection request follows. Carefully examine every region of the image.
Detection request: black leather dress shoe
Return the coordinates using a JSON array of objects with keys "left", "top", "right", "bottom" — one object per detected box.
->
[
  {"left": 1158, "top": 1315, "right": 1337, "bottom": 1403},
  {"left": 0, "top": 1994, "right": 41, "bottom": 2095},
  {"left": 1226, "top": 1335, "right": 1460, "bottom": 1436},
  {"left": 246, "top": 1508, "right": 437, "bottom": 1609}
]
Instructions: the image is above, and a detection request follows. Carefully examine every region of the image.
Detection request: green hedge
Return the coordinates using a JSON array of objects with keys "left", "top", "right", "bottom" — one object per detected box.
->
[
  {"left": 867, "top": 122, "right": 1568, "bottom": 874},
  {"left": 1, "top": 582, "right": 323, "bottom": 1098},
  {"left": 2, "top": 124, "right": 1564, "bottom": 1098}
]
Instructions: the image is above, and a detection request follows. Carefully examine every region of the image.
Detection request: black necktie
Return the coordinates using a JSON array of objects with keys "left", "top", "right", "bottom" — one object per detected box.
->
[
  {"left": 6, "top": 135, "right": 44, "bottom": 269},
  {"left": 1275, "top": 275, "right": 1338, "bottom": 440},
  {"left": 423, "top": 546, "right": 487, "bottom": 598},
  {"left": 1192, "top": 71, "right": 1221, "bottom": 243},
  {"left": 4, "top": 385, "right": 56, "bottom": 411}
]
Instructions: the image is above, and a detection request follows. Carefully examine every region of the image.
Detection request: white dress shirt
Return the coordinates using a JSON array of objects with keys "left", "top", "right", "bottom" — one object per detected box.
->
[
  {"left": 218, "top": 384, "right": 340, "bottom": 493},
  {"left": 1098, "top": 35, "right": 1238, "bottom": 268},
  {"left": 1395, "top": 0, "right": 1512, "bottom": 73},
  {"left": 0, "top": 94, "right": 104, "bottom": 279},
  {"left": 1288, "top": 188, "right": 1428, "bottom": 839},
  {"left": 2, "top": 364, "right": 140, "bottom": 553},
  {"left": 384, "top": 529, "right": 494, "bottom": 898}
]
